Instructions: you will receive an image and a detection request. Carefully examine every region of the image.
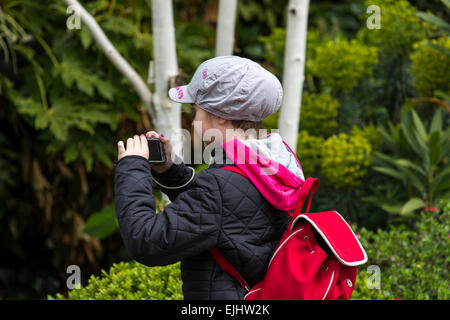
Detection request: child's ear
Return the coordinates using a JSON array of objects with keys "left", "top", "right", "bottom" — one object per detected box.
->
[{"left": 217, "top": 118, "right": 228, "bottom": 125}]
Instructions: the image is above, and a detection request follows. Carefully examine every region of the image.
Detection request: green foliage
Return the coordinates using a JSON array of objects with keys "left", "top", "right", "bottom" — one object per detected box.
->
[
  {"left": 238, "top": 0, "right": 287, "bottom": 35},
  {"left": 351, "top": 125, "right": 383, "bottom": 150},
  {"left": 364, "top": 0, "right": 430, "bottom": 56},
  {"left": 194, "top": 163, "right": 210, "bottom": 174},
  {"left": 257, "top": 27, "right": 286, "bottom": 74},
  {"left": 296, "top": 130, "right": 324, "bottom": 176},
  {"left": 262, "top": 110, "right": 279, "bottom": 130},
  {"left": 174, "top": 21, "right": 215, "bottom": 77},
  {"left": 320, "top": 132, "right": 372, "bottom": 188},
  {"left": 236, "top": 0, "right": 290, "bottom": 59},
  {"left": 352, "top": 198, "right": 450, "bottom": 299},
  {"left": 369, "top": 107, "right": 450, "bottom": 218},
  {"left": 311, "top": 39, "right": 379, "bottom": 92},
  {"left": 299, "top": 93, "right": 339, "bottom": 138},
  {"left": 410, "top": 36, "right": 450, "bottom": 97},
  {"left": 416, "top": 0, "right": 450, "bottom": 56},
  {"left": 258, "top": 28, "right": 328, "bottom": 77},
  {"left": 49, "top": 261, "right": 183, "bottom": 300},
  {"left": 1, "top": 0, "right": 146, "bottom": 172},
  {"left": 83, "top": 202, "right": 118, "bottom": 240}
]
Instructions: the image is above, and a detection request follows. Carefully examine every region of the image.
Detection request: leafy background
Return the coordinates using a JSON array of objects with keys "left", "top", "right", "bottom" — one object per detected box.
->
[{"left": 0, "top": 0, "right": 448, "bottom": 299}]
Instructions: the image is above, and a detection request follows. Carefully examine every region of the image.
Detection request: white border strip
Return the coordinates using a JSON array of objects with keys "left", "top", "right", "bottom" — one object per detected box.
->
[
  {"left": 244, "top": 287, "right": 262, "bottom": 300},
  {"left": 151, "top": 166, "right": 196, "bottom": 190},
  {"left": 267, "top": 228, "right": 304, "bottom": 269},
  {"left": 290, "top": 212, "right": 368, "bottom": 266},
  {"left": 322, "top": 271, "right": 335, "bottom": 300}
]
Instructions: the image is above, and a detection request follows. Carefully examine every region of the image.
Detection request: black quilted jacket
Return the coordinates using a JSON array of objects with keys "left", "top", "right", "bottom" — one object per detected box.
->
[{"left": 114, "top": 148, "right": 291, "bottom": 300}]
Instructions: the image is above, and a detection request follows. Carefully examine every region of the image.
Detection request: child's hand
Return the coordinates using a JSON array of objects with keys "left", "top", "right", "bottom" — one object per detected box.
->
[
  {"left": 145, "top": 131, "right": 173, "bottom": 174},
  {"left": 117, "top": 134, "right": 149, "bottom": 161}
]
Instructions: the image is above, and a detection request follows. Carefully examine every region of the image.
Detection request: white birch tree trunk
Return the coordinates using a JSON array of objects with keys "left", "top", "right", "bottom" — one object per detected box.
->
[
  {"left": 215, "top": 0, "right": 238, "bottom": 56},
  {"left": 279, "top": 0, "right": 310, "bottom": 151},
  {"left": 151, "top": 0, "right": 181, "bottom": 150}
]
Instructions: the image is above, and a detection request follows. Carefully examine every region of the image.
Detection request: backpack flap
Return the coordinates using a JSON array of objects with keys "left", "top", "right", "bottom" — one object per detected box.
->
[{"left": 291, "top": 211, "right": 368, "bottom": 266}]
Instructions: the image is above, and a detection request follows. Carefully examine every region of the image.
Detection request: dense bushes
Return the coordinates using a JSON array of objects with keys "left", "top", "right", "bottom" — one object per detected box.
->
[
  {"left": 410, "top": 36, "right": 450, "bottom": 97},
  {"left": 364, "top": 0, "right": 430, "bottom": 56},
  {"left": 311, "top": 39, "right": 379, "bottom": 92},
  {"left": 296, "top": 130, "right": 324, "bottom": 175},
  {"left": 352, "top": 198, "right": 450, "bottom": 299},
  {"left": 299, "top": 93, "right": 339, "bottom": 137},
  {"left": 320, "top": 132, "right": 372, "bottom": 188},
  {"left": 50, "top": 262, "right": 183, "bottom": 300}
]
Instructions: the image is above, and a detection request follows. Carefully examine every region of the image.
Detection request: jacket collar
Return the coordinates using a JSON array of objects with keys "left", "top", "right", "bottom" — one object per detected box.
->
[{"left": 209, "top": 145, "right": 234, "bottom": 168}]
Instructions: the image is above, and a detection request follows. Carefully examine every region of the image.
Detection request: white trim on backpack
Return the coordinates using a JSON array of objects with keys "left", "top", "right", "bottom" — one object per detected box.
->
[
  {"left": 267, "top": 228, "right": 304, "bottom": 269},
  {"left": 322, "top": 270, "right": 335, "bottom": 300},
  {"left": 290, "top": 212, "right": 368, "bottom": 267},
  {"left": 243, "top": 287, "right": 262, "bottom": 300}
]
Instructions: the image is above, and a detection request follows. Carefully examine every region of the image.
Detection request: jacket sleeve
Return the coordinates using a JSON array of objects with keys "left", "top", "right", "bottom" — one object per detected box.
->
[
  {"left": 150, "top": 156, "right": 197, "bottom": 201},
  {"left": 114, "top": 155, "right": 222, "bottom": 267}
]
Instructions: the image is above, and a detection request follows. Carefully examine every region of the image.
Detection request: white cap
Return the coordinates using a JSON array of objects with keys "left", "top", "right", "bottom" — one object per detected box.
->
[{"left": 168, "top": 55, "right": 283, "bottom": 122}]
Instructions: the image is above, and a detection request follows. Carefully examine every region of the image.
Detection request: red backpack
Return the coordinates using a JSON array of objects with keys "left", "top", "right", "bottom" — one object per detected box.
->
[{"left": 210, "top": 167, "right": 368, "bottom": 300}]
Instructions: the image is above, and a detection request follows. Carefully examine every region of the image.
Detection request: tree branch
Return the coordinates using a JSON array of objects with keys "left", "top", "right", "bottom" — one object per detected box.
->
[{"left": 63, "top": 0, "right": 156, "bottom": 120}]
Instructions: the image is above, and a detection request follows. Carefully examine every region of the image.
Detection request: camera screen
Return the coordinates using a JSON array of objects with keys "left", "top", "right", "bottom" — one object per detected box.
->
[{"left": 148, "top": 139, "right": 164, "bottom": 161}]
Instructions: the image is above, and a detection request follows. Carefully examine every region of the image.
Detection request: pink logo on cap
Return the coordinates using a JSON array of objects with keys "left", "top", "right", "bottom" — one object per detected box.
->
[
  {"left": 202, "top": 68, "right": 208, "bottom": 79},
  {"left": 176, "top": 86, "right": 184, "bottom": 99}
]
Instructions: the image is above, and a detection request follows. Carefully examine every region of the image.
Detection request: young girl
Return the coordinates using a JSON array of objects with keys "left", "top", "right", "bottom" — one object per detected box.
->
[{"left": 114, "top": 56, "right": 305, "bottom": 300}]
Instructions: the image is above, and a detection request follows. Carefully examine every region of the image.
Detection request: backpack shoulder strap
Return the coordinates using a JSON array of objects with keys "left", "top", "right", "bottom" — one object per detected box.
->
[{"left": 210, "top": 248, "right": 250, "bottom": 291}]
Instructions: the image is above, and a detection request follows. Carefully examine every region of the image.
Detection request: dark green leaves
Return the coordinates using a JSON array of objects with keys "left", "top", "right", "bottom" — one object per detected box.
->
[
  {"left": 83, "top": 202, "right": 118, "bottom": 240},
  {"left": 372, "top": 107, "right": 449, "bottom": 217}
]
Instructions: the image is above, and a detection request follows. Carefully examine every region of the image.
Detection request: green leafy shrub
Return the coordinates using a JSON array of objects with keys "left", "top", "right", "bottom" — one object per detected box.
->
[
  {"left": 364, "top": 0, "right": 430, "bottom": 56},
  {"left": 410, "top": 36, "right": 450, "bottom": 97},
  {"left": 320, "top": 132, "right": 372, "bottom": 188},
  {"left": 296, "top": 130, "right": 324, "bottom": 176},
  {"left": 369, "top": 107, "right": 450, "bottom": 218},
  {"left": 299, "top": 93, "right": 339, "bottom": 138},
  {"left": 352, "top": 198, "right": 450, "bottom": 299},
  {"left": 258, "top": 27, "right": 325, "bottom": 76},
  {"left": 311, "top": 39, "right": 378, "bottom": 92},
  {"left": 262, "top": 110, "right": 280, "bottom": 130},
  {"left": 258, "top": 27, "right": 287, "bottom": 75},
  {"left": 351, "top": 125, "right": 383, "bottom": 150},
  {"left": 49, "top": 261, "right": 183, "bottom": 300}
]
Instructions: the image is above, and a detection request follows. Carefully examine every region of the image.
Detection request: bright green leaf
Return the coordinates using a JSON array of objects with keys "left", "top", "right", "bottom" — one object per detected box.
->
[
  {"left": 83, "top": 202, "right": 118, "bottom": 239},
  {"left": 400, "top": 198, "right": 426, "bottom": 215}
]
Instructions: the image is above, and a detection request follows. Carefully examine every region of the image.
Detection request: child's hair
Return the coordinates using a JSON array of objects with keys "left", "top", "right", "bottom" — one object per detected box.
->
[
  {"left": 230, "top": 119, "right": 263, "bottom": 131},
  {"left": 204, "top": 108, "right": 263, "bottom": 132}
]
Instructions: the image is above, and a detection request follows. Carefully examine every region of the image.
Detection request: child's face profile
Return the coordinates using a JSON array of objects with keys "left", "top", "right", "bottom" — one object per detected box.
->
[{"left": 191, "top": 103, "right": 230, "bottom": 146}]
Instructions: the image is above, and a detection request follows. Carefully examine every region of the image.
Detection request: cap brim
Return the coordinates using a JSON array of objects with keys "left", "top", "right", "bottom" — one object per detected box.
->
[{"left": 168, "top": 85, "right": 195, "bottom": 103}]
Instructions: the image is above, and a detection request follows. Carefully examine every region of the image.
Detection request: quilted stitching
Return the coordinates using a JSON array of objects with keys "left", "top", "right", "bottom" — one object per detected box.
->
[{"left": 114, "top": 153, "right": 289, "bottom": 300}]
